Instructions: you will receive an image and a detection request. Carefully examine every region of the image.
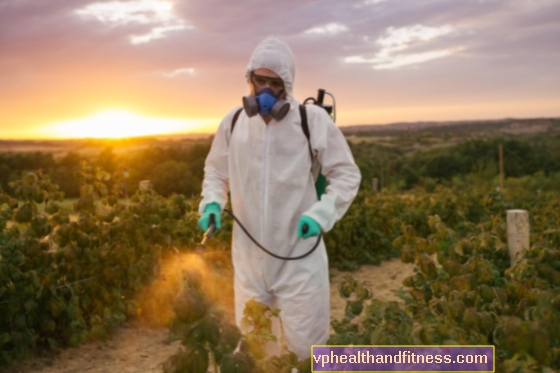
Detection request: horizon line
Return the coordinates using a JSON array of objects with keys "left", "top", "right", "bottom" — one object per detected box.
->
[{"left": 1, "top": 115, "right": 558, "bottom": 142}]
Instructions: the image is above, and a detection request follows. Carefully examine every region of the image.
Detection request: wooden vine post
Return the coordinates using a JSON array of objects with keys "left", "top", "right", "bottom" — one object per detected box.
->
[{"left": 506, "top": 209, "right": 530, "bottom": 266}]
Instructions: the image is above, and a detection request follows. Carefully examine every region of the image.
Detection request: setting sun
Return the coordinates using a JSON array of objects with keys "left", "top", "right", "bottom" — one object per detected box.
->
[{"left": 37, "top": 109, "right": 219, "bottom": 139}]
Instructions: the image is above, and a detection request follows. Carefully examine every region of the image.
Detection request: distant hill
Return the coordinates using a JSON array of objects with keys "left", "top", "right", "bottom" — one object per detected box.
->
[{"left": 340, "top": 117, "right": 560, "bottom": 136}]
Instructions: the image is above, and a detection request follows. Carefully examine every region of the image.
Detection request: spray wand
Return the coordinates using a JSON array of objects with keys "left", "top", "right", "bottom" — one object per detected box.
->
[
  {"left": 195, "top": 214, "right": 216, "bottom": 253},
  {"left": 195, "top": 209, "right": 321, "bottom": 260}
]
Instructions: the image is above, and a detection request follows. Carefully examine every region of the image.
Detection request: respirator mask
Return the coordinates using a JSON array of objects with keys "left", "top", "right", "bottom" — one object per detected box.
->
[{"left": 243, "top": 73, "right": 290, "bottom": 121}]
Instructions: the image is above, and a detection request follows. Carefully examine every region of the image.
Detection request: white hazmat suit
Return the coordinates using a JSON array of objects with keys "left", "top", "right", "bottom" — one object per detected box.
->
[{"left": 199, "top": 38, "right": 361, "bottom": 359}]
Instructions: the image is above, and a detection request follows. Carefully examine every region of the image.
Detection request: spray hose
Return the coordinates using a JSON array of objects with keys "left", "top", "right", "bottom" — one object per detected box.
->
[{"left": 196, "top": 208, "right": 322, "bottom": 261}]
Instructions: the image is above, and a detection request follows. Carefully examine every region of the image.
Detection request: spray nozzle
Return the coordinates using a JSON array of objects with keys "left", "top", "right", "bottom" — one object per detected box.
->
[{"left": 196, "top": 214, "right": 216, "bottom": 254}]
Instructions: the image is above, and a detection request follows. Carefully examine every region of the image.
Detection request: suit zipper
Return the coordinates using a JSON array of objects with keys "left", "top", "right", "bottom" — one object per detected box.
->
[{"left": 261, "top": 124, "right": 269, "bottom": 242}]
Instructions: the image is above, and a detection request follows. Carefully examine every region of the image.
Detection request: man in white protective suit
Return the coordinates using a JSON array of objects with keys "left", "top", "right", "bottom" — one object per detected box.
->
[{"left": 197, "top": 37, "right": 361, "bottom": 360}]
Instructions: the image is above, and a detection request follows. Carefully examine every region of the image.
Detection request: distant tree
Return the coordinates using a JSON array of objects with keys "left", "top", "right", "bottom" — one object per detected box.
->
[
  {"left": 50, "top": 151, "right": 85, "bottom": 198},
  {"left": 0, "top": 162, "right": 11, "bottom": 192},
  {"left": 147, "top": 160, "right": 200, "bottom": 197},
  {"left": 187, "top": 143, "right": 211, "bottom": 180},
  {"left": 96, "top": 147, "right": 117, "bottom": 174},
  {"left": 401, "top": 165, "right": 420, "bottom": 189}
]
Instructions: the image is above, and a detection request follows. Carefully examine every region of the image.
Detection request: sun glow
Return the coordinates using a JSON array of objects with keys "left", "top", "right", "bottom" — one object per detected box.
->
[{"left": 39, "top": 110, "right": 218, "bottom": 139}]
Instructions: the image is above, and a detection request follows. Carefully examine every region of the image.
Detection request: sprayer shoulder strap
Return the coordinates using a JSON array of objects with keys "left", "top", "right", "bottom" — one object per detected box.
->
[
  {"left": 230, "top": 106, "right": 312, "bottom": 161},
  {"left": 298, "top": 104, "right": 313, "bottom": 161},
  {"left": 300, "top": 104, "right": 327, "bottom": 199},
  {"left": 231, "top": 108, "right": 243, "bottom": 134}
]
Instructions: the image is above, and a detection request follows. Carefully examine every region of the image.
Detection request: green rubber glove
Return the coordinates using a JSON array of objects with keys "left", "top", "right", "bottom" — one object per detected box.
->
[
  {"left": 298, "top": 215, "right": 321, "bottom": 238},
  {"left": 197, "top": 202, "right": 221, "bottom": 232}
]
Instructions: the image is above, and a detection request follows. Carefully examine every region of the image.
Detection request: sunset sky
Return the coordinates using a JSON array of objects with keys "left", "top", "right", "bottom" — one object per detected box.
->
[{"left": 1, "top": 0, "right": 559, "bottom": 139}]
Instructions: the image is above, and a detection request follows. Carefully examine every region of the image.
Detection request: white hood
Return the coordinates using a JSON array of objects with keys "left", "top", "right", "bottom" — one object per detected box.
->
[{"left": 245, "top": 37, "right": 298, "bottom": 108}]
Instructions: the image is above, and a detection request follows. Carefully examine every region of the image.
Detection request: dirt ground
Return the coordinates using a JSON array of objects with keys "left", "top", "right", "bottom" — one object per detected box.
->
[{"left": 4, "top": 253, "right": 416, "bottom": 373}]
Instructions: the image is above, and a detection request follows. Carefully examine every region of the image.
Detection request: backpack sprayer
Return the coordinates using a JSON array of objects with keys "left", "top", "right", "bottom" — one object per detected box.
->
[
  {"left": 196, "top": 89, "right": 336, "bottom": 260},
  {"left": 304, "top": 88, "right": 337, "bottom": 123}
]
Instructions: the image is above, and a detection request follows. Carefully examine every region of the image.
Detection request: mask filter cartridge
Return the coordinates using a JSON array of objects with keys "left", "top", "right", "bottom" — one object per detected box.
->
[{"left": 243, "top": 88, "right": 290, "bottom": 121}]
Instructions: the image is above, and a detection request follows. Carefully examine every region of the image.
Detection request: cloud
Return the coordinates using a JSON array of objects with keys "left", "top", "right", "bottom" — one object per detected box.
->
[
  {"left": 346, "top": 48, "right": 462, "bottom": 69},
  {"left": 377, "top": 24, "right": 454, "bottom": 50},
  {"left": 157, "top": 67, "right": 196, "bottom": 78},
  {"left": 74, "top": 0, "right": 191, "bottom": 44},
  {"left": 364, "top": 0, "right": 389, "bottom": 3},
  {"left": 304, "top": 23, "right": 349, "bottom": 35},
  {"left": 353, "top": 0, "right": 389, "bottom": 10},
  {"left": 74, "top": 0, "right": 175, "bottom": 26},
  {"left": 345, "top": 24, "right": 461, "bottom": 69},
  {"left": 131, "top": 24, "right": 188, "bottom": 44}
]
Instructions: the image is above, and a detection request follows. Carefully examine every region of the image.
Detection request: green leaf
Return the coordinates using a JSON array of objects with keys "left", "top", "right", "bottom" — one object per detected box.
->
[
  {"left": 24, "top": 300, "right": 37, "bottom": 313},
  {"left": 0, "top": 333, "right": 10, "bottom": 346}
]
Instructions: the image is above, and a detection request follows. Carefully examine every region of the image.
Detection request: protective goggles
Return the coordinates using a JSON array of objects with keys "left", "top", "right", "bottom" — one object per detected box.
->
[{"left": 250, "top": 72, "right": 285, "bottom": 91}]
